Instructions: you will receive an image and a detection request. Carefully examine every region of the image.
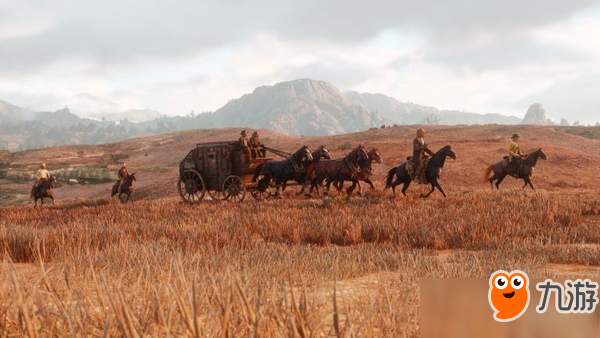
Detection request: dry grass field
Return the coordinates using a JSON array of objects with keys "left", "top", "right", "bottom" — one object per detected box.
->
[{"left": 2, "top": 125, "right": 600, "bottom": 336}]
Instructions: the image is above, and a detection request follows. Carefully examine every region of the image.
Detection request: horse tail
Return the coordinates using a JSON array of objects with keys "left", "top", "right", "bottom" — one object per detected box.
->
[
  {"left": 484, "top": 165, "right": 494, "bottom": 182},
  {"left": 385, "top": 167, "right": 396, "bottom": 189}
]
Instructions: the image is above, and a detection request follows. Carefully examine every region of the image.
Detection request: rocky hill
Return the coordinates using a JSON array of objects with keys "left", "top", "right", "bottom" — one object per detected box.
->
[
  {"left": 346, "top": 91, "right": 521, "bottom": 125},
  {"left": 522, "top": 103, "right": 552, "bottom": 125},
  {"left": 210, "top": 79, "right": 384, "bottom": 135},
  {"left": 1, "top": 79, "right": 527, "bottom": 150}
]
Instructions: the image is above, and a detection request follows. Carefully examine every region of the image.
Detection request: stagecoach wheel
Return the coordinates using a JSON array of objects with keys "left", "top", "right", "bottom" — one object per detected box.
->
[
  {"left": 251, "top": 174, "right": 271, "bottom": 201},
  {"left": 178, "top": 169, "right": 206, "bottom": 203},
  {"left": 207, "top": 189, "right": 227, "bottom": 201},
  {"left": 223, "top": 175, "right": 246, "bottom": 202}
]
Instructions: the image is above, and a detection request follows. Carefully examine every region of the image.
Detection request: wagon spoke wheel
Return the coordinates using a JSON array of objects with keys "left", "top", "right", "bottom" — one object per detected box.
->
[
  {"left": 223, "top": 175, "right": 246, "bottom": 202},
  {"left": 207, "top": 189, "right": 227, "bottom": 201},
  {"left": 251, "top": 175, "right": 271, "bottom": 201},
  {"left": 178, "top": 169, "right": 206, "bottom": 203}
]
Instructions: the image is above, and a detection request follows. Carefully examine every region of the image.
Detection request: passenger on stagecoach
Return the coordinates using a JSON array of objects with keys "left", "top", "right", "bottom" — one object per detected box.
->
[
  {"left": 411, "top": 128, "right": 434, "bottom": 183},
  {"left": 117, "top": 162, "right": 129, "bottom": 194},
  {"left": 249, "top": 131, "right": 266, "bottom": 158},
  {"left": 239, "top": 130, "right": 250, "bottom": 155}
]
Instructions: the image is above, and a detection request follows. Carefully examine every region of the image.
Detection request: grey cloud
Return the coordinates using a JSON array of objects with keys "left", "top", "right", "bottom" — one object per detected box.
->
[
  {"left": 1, "top": 0, "right": 597, "bottom": 74},
  {"left": 518, "top": 73, "right": 600, "bottom": 123}
]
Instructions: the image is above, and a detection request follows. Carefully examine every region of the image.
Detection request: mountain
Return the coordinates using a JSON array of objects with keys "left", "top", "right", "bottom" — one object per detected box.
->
[
  {"left": 210, "top": 79, "right": 384, "bottom": 135},
  {"left": 0, "top": 99, "right": 31, "bottom": 124},
  {"left": 522, "top": 103, "right": 551, "bottom": 125},
  {"left": 346, "top": 91, "right": 521, "bottom": 125},
  {"left": 0, "top": 79, "right": 528, "bottom": 151},
  {"left": 93, "top": 109, "right": 162, "bottom": 123}
]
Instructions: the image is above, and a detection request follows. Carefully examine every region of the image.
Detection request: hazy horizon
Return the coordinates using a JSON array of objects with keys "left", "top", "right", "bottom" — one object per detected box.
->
[{"left": 2, "top": 1, "right": 600, "bottom": 123}]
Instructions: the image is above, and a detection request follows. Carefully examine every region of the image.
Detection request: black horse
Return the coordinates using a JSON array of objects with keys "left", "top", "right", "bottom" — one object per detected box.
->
[
  {"left": 385, "top": 145, "right": 456, "bottom": 198},
  {"left": 253, "top": 146, "right": 313, "bottom": 197},
  {"left": 287, "top": 145, "right": 332, "bottom": 195},
  {"left": 31, "top": 175, "right": 57, "bottom": 207},
  {"left": 112, "top": 173, "right": 136, "bottom": 203},
  {"left": 485, "top": 148, "right": 547, "bottom": 190}
]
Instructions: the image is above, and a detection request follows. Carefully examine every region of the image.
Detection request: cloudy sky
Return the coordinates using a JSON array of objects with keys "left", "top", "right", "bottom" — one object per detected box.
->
[{"left": 1, "top": 0, "right": 599, "bottom": 122}]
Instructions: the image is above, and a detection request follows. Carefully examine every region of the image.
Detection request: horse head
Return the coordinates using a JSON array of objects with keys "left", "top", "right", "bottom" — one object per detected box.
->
[
  {"left": 292, "top": 145, "right": 313, "bottom": 164},
  {"left": 314, "top": 145, "right": 332, "bottom": 161},
  {"left": 439, "top": 145, "right": 456, "bottom": 160},
  {"left": 536, "top": 148, "right": 547, "bottom": 160},
  {"left": 368, "top": 148, "right": 383, "bottom": 164}
]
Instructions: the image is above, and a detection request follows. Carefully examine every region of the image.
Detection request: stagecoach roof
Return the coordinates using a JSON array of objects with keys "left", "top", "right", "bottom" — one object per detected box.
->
[{"left": 195, "top": 141, "right": 238, "bottom": 147}]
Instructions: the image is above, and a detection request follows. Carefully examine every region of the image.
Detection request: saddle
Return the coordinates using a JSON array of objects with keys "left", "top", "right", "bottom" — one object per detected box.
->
[{"left": 407, "top": 156, "right": 430, "bottom": 184}]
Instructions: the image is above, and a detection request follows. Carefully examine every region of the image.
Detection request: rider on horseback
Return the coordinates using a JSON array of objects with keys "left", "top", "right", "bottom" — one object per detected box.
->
[
  {"left": 117, "top": 163, "right": 129, "bottom": 194},
  {"left": 411, "top": 128, "right": 434, "bottom": 183},
  {"left": 32, "top": 163, "right": 50, "bottom": 196},
  {"left": 508, "top": 133, "right": 523, "bottom": 173}
]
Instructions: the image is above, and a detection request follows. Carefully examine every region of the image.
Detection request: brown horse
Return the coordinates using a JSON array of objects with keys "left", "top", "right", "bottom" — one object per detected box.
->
[
  {"left": 290, "top": 145, "right": 332, "bottom": 195},
  {"left": 306, "top": 145, "right": 369, "bottom": 196},
  {"left": 332, "top": 148, "right": 382, "bottom": 196},
  {"left": 112, "top": 173, "right": 136, "bottom": 203},
  {"left": 485, "top": 148, "right": 547, "bottom": 190},
  {"left": 31, "top": 175, "right": 57, "bottom": 207}
]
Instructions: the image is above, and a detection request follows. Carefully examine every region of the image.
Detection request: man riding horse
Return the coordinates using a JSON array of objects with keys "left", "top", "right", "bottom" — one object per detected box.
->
[
  {"left": 116, "top": 163, "right": 129, "bottom": 195},
  {"left": 31, "top": 163, "right": 56, "bottom": 206},
  {"left": 507, "top": 133, "right": 524, "bottom": 174},
  {"left": 409, "top": 128, "right": 435, "bottom": 183}
]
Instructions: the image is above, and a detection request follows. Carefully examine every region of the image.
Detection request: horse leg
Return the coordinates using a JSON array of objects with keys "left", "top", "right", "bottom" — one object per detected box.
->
[
  {"left": 421, "top": 182, "right": 435, "bottom": 198},
  {"left": 495, "top": 174, "right": 506, "bottom": 190},
  {"left": 524, "top": 176, "right": 535, "bottom": 190},
  {"left": 347, "top": 180, "right": 358, "bottom": 197},
  {"left": 434, "top": 181, "right": 447, "bottom": 198},
  {"left": 366, "top": 178, "right": 375, "bottom": 190},
  {"left": 488, "top": 174, "right": 497, "bottom": 189},
  {"left": 401, "top": 181, "right": 411, "bottom": 196}
]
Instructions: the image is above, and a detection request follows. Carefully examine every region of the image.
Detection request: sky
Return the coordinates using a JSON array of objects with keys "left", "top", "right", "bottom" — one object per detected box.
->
[{"left": 1, "top": 0, "right": 599, "bottom": 123}]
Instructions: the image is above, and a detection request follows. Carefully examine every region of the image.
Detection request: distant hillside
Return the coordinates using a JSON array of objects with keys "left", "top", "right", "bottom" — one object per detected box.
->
[
  {"left": 210, "top": 79, "right": 384, "bottom": 135},
  {"left": 1, "top": 78, "right": 527, "bottom": 150},
  {"left": 346, "top": 91, "right": 521, "bottom": 125}
]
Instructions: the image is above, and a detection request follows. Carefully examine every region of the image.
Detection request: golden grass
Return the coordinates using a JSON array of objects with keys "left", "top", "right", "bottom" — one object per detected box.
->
[{"left": 1, "top": 190, "right": 599, "bottom": 336}]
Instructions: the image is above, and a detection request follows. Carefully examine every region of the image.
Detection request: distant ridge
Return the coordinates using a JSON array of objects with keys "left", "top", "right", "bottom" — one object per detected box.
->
[{"left": 1, "top": 79, "right": 525, "bottom": 150}]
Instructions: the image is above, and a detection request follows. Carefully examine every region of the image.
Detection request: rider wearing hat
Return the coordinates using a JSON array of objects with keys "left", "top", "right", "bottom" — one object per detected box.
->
[
  {"left": 32, "top": 163, "right": 50, "bottom": 197},
  {"left": 413, "top": 128, "right": 434, "bottom": 182},
  {"left": 508, "top": 133, "right": 523, "bottom": 172},
  {"left": 117, "top": 162, "right": 129, "bottom": 194},
  {"left": 249, "top": 131, "right": 266, "bottom": 158},
  {"left": 239, "top": 130, "right": 250, "bottom": 155}
]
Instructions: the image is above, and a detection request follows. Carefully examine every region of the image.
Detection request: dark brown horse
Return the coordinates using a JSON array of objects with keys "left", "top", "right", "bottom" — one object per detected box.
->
[
  {"left": 385, "top": 145, "right": 456, "bottom": 198},
  {"left": 485, "top": 148, "right": 547, "bottom": 190},
  {"left": 290, "top": 145, "right": 332, "bottom": 195},
  {"left": 306, "top": 145, "right": 369, "bottom": 196},
  {"left": 332, "top": 148, "right": 382, "bottom": 196},
  {"left": 112, "top": 173, "right": 136, "bottom": 203},
  {"left": 31, "top": 175, "right": 56, "bottom": 207}
]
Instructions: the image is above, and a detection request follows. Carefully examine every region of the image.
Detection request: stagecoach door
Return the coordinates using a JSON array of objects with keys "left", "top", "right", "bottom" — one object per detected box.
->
[{"left": 204, "top": 146, "right": 231, "bottom": 191}]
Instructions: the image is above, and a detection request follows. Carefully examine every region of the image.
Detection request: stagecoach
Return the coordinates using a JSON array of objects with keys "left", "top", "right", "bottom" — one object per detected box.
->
[{"left": 177, "top": 141, "right": 288, "bottom": 203}]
